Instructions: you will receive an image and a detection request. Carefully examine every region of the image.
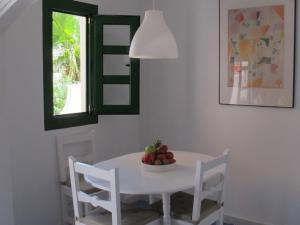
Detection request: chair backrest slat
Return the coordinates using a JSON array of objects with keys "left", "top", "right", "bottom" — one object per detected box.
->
[
  {"left": 77, "top": 192, "right": 112, "bottom": 211},
  {"left": 74, "top": 162, "right": 113, "bottom": 182},
  {"left": 69, "top": 156, "right": 122, "bottom": 225},
  {"left": 192, "top": 149, "right": 229, "bottom": 221},
  {"left": 57, "top": 130, "right": 96, "bottom": 183},
  {"left": 203, "top": 153, "right": 227, "bottom": 171}
]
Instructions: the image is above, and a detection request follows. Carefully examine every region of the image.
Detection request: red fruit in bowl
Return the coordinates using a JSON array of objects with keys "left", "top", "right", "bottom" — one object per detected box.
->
[
  {"left": 162, "top": 159, "right": 170, "bottom": 165},
  {"left": 166, "top": 152, "right": 174, "bottom": 159},
  {"left": 169, "top": 159, "right": 176, "bottom": 164},
  {"left": 154, "top": 159, "right": 162, "bottom": 165},
  {"left": 149, "top": 153, "right": 156, "bottom": 163},
  {"left": 142, "top": 154, "right": 151, "bottom": 163},
  {"left": 157, "top": 154, "right": 167, "bottom": 160},
  {"left": 158, "top": 145, "right": 168, "bottom": 154}
]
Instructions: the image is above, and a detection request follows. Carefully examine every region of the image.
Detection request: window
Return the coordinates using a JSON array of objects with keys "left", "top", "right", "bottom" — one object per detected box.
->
[
  {"left": 94, "top": 16, "right": 140, "bottom": 115},
  {"left": 43, "top": 0, "right": 140, "bottom": 130},
  {"left": 52, "top": 12, "right": 87, "bottom": 116}
]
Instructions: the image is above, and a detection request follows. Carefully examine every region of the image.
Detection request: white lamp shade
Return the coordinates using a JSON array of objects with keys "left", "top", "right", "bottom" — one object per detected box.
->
[{"left": 129, "top": 10, "right": 178, "bottom": 59}]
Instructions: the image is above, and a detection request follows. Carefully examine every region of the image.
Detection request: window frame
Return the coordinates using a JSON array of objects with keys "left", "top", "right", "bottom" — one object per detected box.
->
[
  {"left": 43, "top": 0, "right": 98, "bottom": 130},
  {"left": 93, "top": 15, "right": 140, "bottom": 115}
]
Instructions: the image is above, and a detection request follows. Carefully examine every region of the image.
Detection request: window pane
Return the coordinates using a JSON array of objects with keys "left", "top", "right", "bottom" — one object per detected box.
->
[
  {"left": 103, "top": 85, "right": 130, "bottom": 105},
  {"left": 103, "top": 25, "right": 130, "bottom": 46},
  {"left": 52, "top": 12, "right": 87, "bottom": 116},
  {"left": 103, "top": 55, "right": 130, "bottom": 75}
]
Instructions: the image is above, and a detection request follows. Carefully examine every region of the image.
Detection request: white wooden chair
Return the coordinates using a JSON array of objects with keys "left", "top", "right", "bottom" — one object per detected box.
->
[
  {"left": 68, "top": 157, "right": 160, "bottom": 225},
  {"left": 56, "top": 130, "right": 101, "bottom": 225},
  {"left": 153, "top": 149, "right": 229, "bottom": 225}
]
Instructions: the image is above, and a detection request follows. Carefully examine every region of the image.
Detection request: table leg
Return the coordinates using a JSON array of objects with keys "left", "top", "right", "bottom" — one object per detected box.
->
[{"left": 162, "top": 193, "right": 171, "bottom": 225}]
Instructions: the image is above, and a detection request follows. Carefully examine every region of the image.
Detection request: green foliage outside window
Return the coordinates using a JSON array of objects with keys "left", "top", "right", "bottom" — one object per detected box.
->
[
  {"left": 53, "top": 76, "right": 72, "bottom": 115},
  {"left": 52, "top": 12, "right": 81, "bottom": 115}
]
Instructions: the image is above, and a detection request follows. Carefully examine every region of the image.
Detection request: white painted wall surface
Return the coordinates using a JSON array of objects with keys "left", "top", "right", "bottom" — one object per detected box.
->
[
  {"left": 0, "top": 0, "right": 37, "bottom": 32},
  {"left": 0, "top": 33, "right": 15, "bottom": 225},
  {"left": 2, "top": 0, "right": 299, "bottom": 224},
  {"left": 140, "top": 0, "right": 300, "bottom": 225},
  {"left": 0, "top": 0, "right": 16, "bottom": 16},
  {"left": 0, "top": 1, "right": 143, "bottom": 225}
]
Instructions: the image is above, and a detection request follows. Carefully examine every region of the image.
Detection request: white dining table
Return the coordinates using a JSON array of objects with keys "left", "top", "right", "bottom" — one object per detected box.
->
[{"left": 85, "top": 151, "right": 219, "bottom": 225}]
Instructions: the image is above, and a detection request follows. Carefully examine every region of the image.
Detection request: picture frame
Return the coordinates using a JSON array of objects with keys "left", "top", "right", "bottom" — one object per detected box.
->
[{"left": 219, "top": 0, "right": 296, "bottom": 108}]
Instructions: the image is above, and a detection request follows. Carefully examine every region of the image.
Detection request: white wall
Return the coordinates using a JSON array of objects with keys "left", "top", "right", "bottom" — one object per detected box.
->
[
  {"left": 2, "top": 0, "right": 299, "bottom": 224},
  {"left": 0, "top": 0, "right": 37, "bottom": 32},
  {"left": 0, "top": 33, "right": 14, "bottom": 225},
  {"left": 140, "top": 0, "right": 300, "bottom": 225},
  {"left": 0, "top": 1, "right": 143, "bottom": 225}
]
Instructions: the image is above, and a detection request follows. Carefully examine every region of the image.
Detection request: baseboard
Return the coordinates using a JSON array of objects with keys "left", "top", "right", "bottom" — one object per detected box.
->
[{"left": 224, "top": 215, "right": 267, "bottom": 225}]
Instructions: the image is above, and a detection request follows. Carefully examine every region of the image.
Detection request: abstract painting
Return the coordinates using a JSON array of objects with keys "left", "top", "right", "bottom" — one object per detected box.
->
[
  {"left": 228, "top": 5, "right": 284, "bottom": 89},
  {"left": 219, "top": 0, "right": 295, "bottom": 108}
]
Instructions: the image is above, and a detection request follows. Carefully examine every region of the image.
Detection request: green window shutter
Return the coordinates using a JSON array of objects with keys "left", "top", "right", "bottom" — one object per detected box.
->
[
  {"left": 43, "top": 0, "right": 98, "bottom": 130},
  {"left": 93, "top": 15, "right": 140, "bottom": 115}
]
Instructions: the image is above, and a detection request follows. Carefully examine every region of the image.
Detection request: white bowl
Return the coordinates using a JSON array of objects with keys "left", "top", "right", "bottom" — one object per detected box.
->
[{"left": 141, "top": 162, "right": 176, "bottom": 172}]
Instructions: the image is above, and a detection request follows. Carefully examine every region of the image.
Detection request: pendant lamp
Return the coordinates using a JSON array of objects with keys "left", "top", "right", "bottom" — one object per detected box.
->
[{"left": 129, "top": 0, "right": 178, "bottom": 59}]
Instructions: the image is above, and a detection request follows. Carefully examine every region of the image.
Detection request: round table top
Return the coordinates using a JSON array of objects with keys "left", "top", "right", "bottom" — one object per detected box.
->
[{"left": 85, "top": 151, "right": 214, "bottom": 195}]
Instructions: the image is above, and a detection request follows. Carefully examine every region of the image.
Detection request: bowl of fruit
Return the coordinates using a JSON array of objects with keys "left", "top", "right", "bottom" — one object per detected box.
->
[{"left": 141, "top": 140, "right": 176, "bottom": 172}]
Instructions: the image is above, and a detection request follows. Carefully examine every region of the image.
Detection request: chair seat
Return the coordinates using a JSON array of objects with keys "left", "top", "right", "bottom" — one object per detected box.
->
[
  {"left": 79, "top": 201, "right": 160, "bottom": 225},
  {"left": 152, "top": 192, "right": 221, "bottom": 225}
]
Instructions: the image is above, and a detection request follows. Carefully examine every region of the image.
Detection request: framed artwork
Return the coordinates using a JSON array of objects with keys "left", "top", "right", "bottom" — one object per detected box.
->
[{"left": 219, "top": 0, "right": 296, "bottom": 108}]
